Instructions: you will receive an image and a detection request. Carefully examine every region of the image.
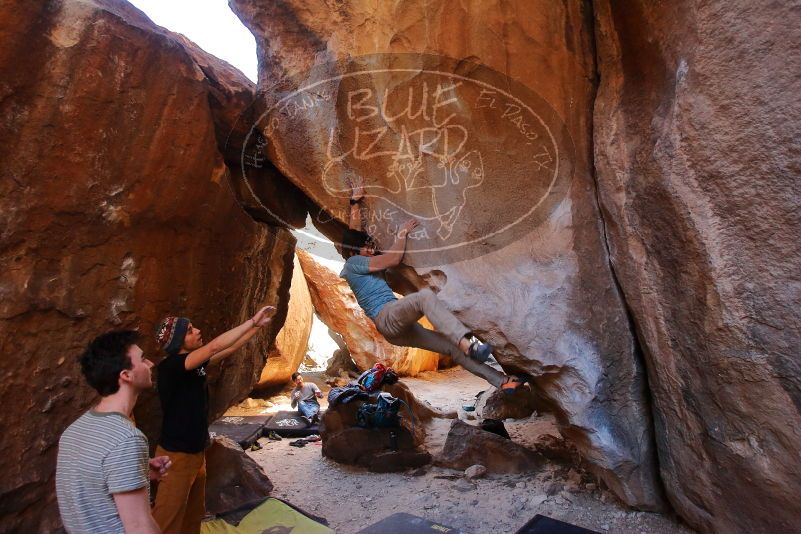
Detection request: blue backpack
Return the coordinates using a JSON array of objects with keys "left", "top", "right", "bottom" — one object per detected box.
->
[{"left": 357, "top": 392, "right": 402, "bottom": 428}]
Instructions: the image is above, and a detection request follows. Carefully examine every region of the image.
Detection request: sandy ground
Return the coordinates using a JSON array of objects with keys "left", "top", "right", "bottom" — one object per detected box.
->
[{"left": 227, "top": 368, "right": 694, "bottom": 534}]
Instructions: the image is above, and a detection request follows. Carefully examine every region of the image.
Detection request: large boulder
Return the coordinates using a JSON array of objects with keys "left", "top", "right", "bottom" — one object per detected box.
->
[
  {"left": 205, "top": 436, "right": 274, "bottom": 516},
  {"left": 325, "top": 347, "right": 360, "bottom": 379},
  {"left": 257, "top": 252, "right": 314, "bottom": 388},
  {"left": 436, "top": 420, "right": 543, "bottom": 474},
  {"left": 0, "top": 1, "right": 294, "bottom": 531},
  {"left": 321, "top": 392, "right": 431, "bottom": 472},
  {"left": 296, "top": 248, "right": 443, "bottom": 375},
  {"left": 230, "top": 0, "right": 661, "bottom": 509},
  {"left": 481, "top": 387, "right": 538, "bottom": 421},
  {"left": 593, "top": 1, "right": 801, "bottom": 532}
]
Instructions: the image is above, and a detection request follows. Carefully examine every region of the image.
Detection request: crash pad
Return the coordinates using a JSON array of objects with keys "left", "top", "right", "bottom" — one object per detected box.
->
[
  {"left": 209, "top": 415, "right": 272, "bottom": 449},
  {"left": 262, "top": 410, "right": 320, "bottom": 437},
  {"left": 201, "top": 498, "right": 333, "bottom": 534},
  {"left": 355, "top": 512, "right": 468, "bottom": 534},
  {"left": 514, "top": 514, "right": 599, "bottom": 534}
]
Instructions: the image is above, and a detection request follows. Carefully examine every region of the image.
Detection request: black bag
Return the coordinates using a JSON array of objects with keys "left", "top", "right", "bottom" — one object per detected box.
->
[{"left": 357, "top": 392, "right": 402, "bottom": 428}]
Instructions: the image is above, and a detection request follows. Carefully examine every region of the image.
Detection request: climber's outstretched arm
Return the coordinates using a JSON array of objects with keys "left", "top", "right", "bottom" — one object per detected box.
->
[{"left": 368, "top": 219, "right": 419, "bottom": 272}]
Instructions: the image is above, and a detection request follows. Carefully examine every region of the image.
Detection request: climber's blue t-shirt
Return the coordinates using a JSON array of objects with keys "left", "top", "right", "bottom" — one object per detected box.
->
[{"left": 340, "top": 255, "right": 397, "bottom": 319}]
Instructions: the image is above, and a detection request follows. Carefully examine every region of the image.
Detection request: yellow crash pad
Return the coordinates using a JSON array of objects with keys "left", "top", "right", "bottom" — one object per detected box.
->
[{"left": 201, "top": 498, "right": 333, "bottom": 534}]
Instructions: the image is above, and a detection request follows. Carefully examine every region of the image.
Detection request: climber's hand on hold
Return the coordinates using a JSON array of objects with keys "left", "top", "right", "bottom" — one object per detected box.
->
[
  {"left": 398, "top": 219, "right": 419, "bottom": 239},
  {"left": 348, "top": 175, "right": 365, "bottom": 201}
]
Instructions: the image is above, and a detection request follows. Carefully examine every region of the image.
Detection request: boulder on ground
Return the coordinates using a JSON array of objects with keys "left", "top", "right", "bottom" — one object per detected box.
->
[
  {"left": 464, "top": 465, "right": 487, "bottom": 480},
  {"left": 325, "top": 347, "right": 360, "bottom": 379},
  {"left": 204, "top": 436, "right": 274, "bottom": 516},
  {"left": 436, "top": 420, "right": 544, "bottom": 474},
  {"left": 480, "top": 387, "right": 538, "bottom": 421},
  {"left": 321, "top": 394, "right": 430, "bottom": 472}
]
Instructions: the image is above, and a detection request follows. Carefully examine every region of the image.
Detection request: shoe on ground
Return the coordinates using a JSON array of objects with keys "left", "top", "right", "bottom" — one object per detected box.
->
[
  {"left": 266, "top": 431, "right": 283, "bottom": 441},
  {"left": 289, "top": 439, "right": 307, "bottom": 448},
  {"left": 468, "top": 340, "right": 493, "bottom": 363}
]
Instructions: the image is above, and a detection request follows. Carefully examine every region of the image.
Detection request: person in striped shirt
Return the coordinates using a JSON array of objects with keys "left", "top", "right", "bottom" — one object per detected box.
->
[{"left": 56, "top": 330, "right": 171, "bottom": 534}]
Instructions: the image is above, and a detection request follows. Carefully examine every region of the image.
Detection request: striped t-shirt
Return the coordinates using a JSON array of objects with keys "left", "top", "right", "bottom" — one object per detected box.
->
[{"left": 56, "top": 410, "right": 149, "bottom": 533}]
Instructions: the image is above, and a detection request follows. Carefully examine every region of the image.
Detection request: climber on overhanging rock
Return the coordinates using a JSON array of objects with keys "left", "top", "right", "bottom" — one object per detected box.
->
[{"left": 339, "top": 177, "right": 525, "bottom": 394}]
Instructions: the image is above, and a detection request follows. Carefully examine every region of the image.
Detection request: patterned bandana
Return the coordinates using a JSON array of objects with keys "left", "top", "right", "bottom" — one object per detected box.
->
[{"left": 155, "top": 316, "right": 190, "bottom": 354}]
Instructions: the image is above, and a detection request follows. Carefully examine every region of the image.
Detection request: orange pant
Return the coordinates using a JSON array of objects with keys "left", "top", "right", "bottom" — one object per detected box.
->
[{"left": 152, "top": 446, "right": 206, "bottom": 534}]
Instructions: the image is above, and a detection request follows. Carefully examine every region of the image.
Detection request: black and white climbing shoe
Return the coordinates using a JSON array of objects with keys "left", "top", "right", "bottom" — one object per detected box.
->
[{"left": 468, "top": 340, "right": 493, "bottom": 362}]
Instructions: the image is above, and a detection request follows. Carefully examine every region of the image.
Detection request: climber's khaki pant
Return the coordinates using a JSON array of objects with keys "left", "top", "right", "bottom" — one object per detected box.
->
[
  {"left": 152, "top": 447, "right": 206, "bottom": 534},
  {"left": 374, "top": 289, "right": 506, "bottom": 387}
]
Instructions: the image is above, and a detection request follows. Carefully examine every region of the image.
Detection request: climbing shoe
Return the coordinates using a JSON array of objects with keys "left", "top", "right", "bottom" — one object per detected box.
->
[
  {"left": 266, "top": 431, "right": 283, "bottom": 441},
  {"left": 468, "top": 340, "right": 493, "bottom": 363},
  {"left": 500, "top": 376, "right": 526, "bottom": 396}
]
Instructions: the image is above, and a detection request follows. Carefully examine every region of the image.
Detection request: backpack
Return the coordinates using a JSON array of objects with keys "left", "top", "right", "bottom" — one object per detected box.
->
[
  {"left": 357, "top": 363, "right": 399, "bottom": 393},
  {"left": 357, "top": 392, "right": 402, "bottom": 428}
]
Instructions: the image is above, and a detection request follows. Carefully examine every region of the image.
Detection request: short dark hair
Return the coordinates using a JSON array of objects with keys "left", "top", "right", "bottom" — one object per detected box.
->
[
  {"left": 291, "top": 372, "right": 301, "bottom": 381},
  {"left": 79, "top": 330, "right": 142, "bottom": 396},
  {"left": 341, "top": 229, "right": 370, "bottom": 258}
]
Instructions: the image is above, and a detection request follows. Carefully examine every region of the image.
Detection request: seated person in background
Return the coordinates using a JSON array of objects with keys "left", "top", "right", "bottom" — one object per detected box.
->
[{"left": 290, "top": 372, "right": 323, "bottom": 424}]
